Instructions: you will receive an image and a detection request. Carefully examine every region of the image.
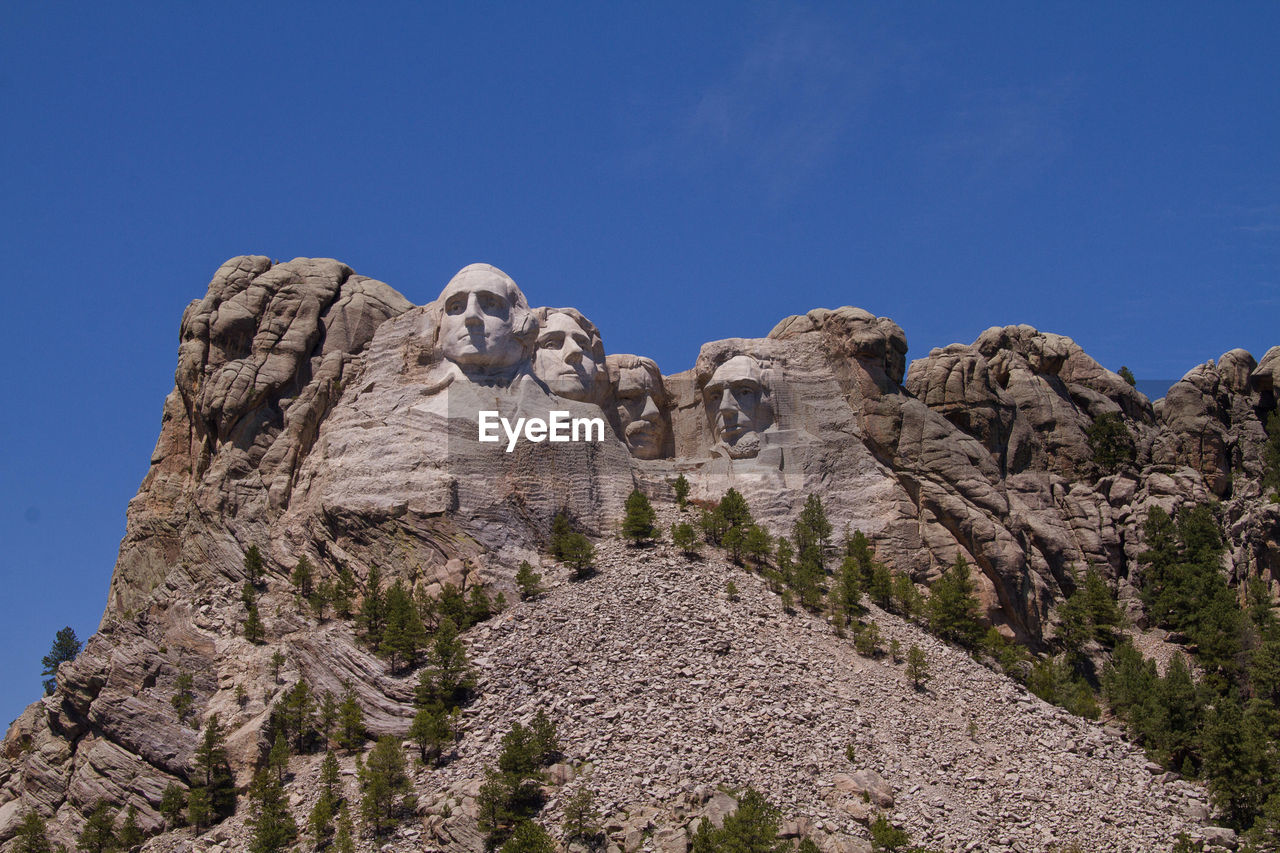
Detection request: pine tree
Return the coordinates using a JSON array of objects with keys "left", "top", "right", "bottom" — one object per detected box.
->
[
  {"left": 333, "top": 564, "right": 356, "bottom": 617},
  {"left": 40, "top": 626, "right": 82, "bottom": 695},
  {"left": 193, "top": 713, "right": 236, "bottom": 822},
  {"left": 337, "top": 688, "right": 366, "bottom": 750},
  {"left": 171, "top": 670, "right": 195, "bottom": 720},
  {"left": 690, "top": 788, "right": 787, "bottom": 853},
  {"left": 744, "top": 525, "right": 772, "bottom": 566},
  {"left": 467, "top": 586, "right": 494, "bottom": 624},
  {"left": 868, "top": 563, "right": 892, "bottom": 610},
  {"left": 561, "top": 787, "right": 601, "bottom": 847},
  {"left": 890, "top": 573, "right": 922, "bottom": 619},
  {"left": 500, "top": 820, "right": 556, "bottom": 853},
  {"left": 159, "top": 784, "right": 186, "bottom": 828},
  {"left": 719, "top": 488, "right": 753, "bottom": 530},
  {"left": 529, "top": 709, "right": 560, "bottom": 765},
  {"left": 700, "top": 505, "right": 729, "bottom": 546},
  {"left": 359, "top": 565, "right": 387, "bottom": 647},
  {"left": 318, "top": 690, "right": 339, "bottom": 742},
  {"left": 270, "top": 650, "right": 286, "bottom": 683},
  {"left": 247, "top": 769, "right": 298, "bottom": 853},
  {"left": 279, "top": 679, "right": 315, "bottom": 751},
  {"left": 310, "top": 752, "right": 341, "bottom": 846},
  {"left": 14, "top": 809, "right": 53, "bottom": 853},
  {"left": 1086, "top": 412, "right": 1136, "bottom": 473},
  {"left": 868, "top": 814, "right": 911, "bottom": 852},
  {"left": 1118, "top": 365, "right": 1137, "bottom": 386},
  {"left": 244, "top": 544, "right": 264, "bottom": 584},
  {"left": 797, "top": 494, "right": 832, "bottom": 561},
  {"left": 844, "top": 530, "right": 875, "bottom": 587},
  {"left": 723, "top": 525, "right": 746, "bottom": 565},
  {"left": 268, "top": 732, "right": 290, "bottom": 783},
  {"left": 187, "top": 787, "right": 212, "bottom": 832},
  {"left": 291, "top": 555, "right": 313, "bottom": 598},
  {"left": 516, "top": 561, "right": 543, "bottom": 600},
  {"left": 117, "top": 803, "right": 148, "bottom": 848},
  {"left": 775, "top": 538, "right": 795, "bottom": 586},
  {"left": 560, "top": 533, "right": 595, "bottom": 579},
  {"left": 416, "top": 616, "right": 474, "bottom": 710},
  {"left": 672, "top": 474, "right": 690, "bottom": 509},
  {"left": 622, "top": 489, "right": 658, "bottom": 545},
  {"left": 244, "top": 604, "right": 265, "bottom": 644},
  {"left": 550, "top": 510, "right": 575, "bottom": 559},
  {"left": 77, "top": 800, "right": 117, "bottom": 853},
  {"left": 906, "top": 645, "right": 929, "bottom": 690},
  {"left": 928, "top": 554, "right": 983, "bottom": 648},
  {"left": 361, "top": 735, "right": 412, "bottom": 836},
  {"left": 409, "top": 704, "right": 456, "bottom": 765},
  {"left": 381, "top": 579, "right": 428, "bottom": 671},
  {"left": 671, "top": 522, "right": 700, "bottom": 556},
  {"left": 835, "top": 556, "right": 862, "bottom": 617},
  {"left": 334, "top": 802, "right": 356, "bottom": 853}
]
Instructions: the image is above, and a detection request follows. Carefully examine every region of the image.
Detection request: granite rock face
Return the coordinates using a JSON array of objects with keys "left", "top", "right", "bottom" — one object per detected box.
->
[{"left": 1, "top": 258, "right": 1276, "bottom": 852}]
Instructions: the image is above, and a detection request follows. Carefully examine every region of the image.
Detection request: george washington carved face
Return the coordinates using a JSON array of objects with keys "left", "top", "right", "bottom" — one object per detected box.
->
[{"left": 435, "top": 264, "right": 535, "bottom": 382}]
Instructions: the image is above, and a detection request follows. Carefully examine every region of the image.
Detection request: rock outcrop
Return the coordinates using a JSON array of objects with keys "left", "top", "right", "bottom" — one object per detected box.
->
[{"left": 1, "top": 257, "right": 1276, "bottom": 852}]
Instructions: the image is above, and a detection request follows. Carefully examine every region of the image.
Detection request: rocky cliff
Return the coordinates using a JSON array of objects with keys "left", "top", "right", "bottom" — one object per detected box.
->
[{"left": 1, "top": 257, "right": 1276, "bottom": 852}]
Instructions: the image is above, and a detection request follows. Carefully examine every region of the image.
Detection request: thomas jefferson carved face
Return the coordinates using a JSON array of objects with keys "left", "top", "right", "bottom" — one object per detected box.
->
[
  {"left": 533, "top": 310, "right": 605, "bottom": 403},
  {"left": 610, "top": 356, "right": 670, "bottom": 460},
  {"left": 704, "top": 355, "right": 772, "bottom": 458},
  {"left": 437, "top": 265, "right": 532, "bottom": 379}
]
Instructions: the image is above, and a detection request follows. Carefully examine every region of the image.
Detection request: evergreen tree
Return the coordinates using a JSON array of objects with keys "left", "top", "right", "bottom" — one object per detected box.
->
[
  {"left": 244, "top": 604, "right": 265, "bottom": 644},
  {"left": 529, "top": 709, "right": 560, "bottom": 765},
  {"left": 244, "top": 544, "right": 265, "bottom": 584},
  {"left": 744, "top": 525, "right": 772, "bottom": 566},
  {"left": 1201, "top": 697, "right": 1274, "bottom": 828},
  {"left": 337, "top": 688, "right": 366, "bottom": 750},
  {"left": 467, "top": 586, "right": 494, "bottom": 624},
  {"left": 890, "top": 573, "right": 922, "bottom": 619},
  {"left": 671, "top": 522, "right": 700, "bottom": 556},
  {"left": 270, "top": 650, "right": 286, "bottom": 683},
  {"left": 844, "top": 530, "right": 875, "bottom": 587},
  {"left": 560, "top": 533, "right": 595, "bottom": 579},
  {"left": 380, "top": 579, "right": 427, "bottom": 671},
  {"left": 719, "top": 488, "right": 753, "bottom": 530},
  {"left": 279, "top": 679, "right": 315, "bottom": 751},
  {"left": 118, "top": 799, "right": 144, "bottom": 845},
  {"left": 1086, "top": 412, "right": 1136, "bottom": 473},
  {"left": 187, "top": 787, "right": 212, "bottom": 832},
  {"left": 361, "top": 735, "right": 412, "bottom": 836},
  {"left": 334, "top": 802, "right": 356, "bottom": 853},
  {"left": 247, "top": 769, "right": 298, "bottom": 853},
  {"left": 928, "top": 554, "right": 984, "bottom": 648},
  {"left": 700, "top": 505, "right": 729, "bottom": 546},
  {"left": 159, "top": 784, "right": 186, "bottom": 828},
  {"left": 268, "top": 732, "right": 289, "bottom": 783},
  {"left": 310, "top": 751, "right": 342, "bottom": 847},
  {"left": 14, "top": 809, "right": 54, "bottom": 853},
  {"left": 359, "top": 565, "right": 387, "bottom": 647},
  {"left": 622, "top": 489, "right": 658, "bottom": 545},
  {"left": 333, "top": 565, "right": 357, "bottom": 618},
  {"left": 833, "top": 557, "right": 862, "bottom": 618},
  {"left": 516, "top": 561, "right": 543, "bottom": 600},
  {"left": 867, "top": 563, "right": 892, "bottom": 610},
  {"left": 77, "top": 800, "right": 117, "bottom": 853},
  {"left": 1118, "top": 365, "right": 1137, "bottom": 386},
  {"left": 723, "top": 525, "right": 746, "bottom": 565},
  {"left": 561, "top": 787, "right": 601, "bottom": 848},
  {"left": 690, "top": 788, "right": 787, "bottom": 853},
  {"left": 40, "top": 626, "right": 82, "bottom": 695},
  {"left": 797, "top": 495, "right": 833, "bottom": 561},
  {"left": 171, "top": 671, "right": 195, "bottom": 720},
  {"left": 906, "top": 645, "right": 929, "bottom": 690},
  {"left": 550, "top": 511, "right": 575, "bottom": 559},
  {"left": 478, "top": 770, "right": 519, "bottom": 850},
  {"left": 409, "top": 704, "right": 456, "bottom": 765},
  {"left": 193, "top": 713, "right": 236, "bottom": 821},
  {"left": 501, "top": 820, "right": 556, "bottom": 853},
  {"left": 291, "top": 555, "right": 314, "bottom": 598},
  {"left": 416, "top": 617, "right": 474, "bottom": 710},
  {"left": 317, "top": 690, "right": 338, "bottom": 742},
  {"left": 868, "top": 814, "right": 910, "bottom": 852},
  {"left": 775, "top": 539, "right": 795, "bottom": 587},
  {"left": 672, "top": 474, "right": 691, "bottom": 508}
]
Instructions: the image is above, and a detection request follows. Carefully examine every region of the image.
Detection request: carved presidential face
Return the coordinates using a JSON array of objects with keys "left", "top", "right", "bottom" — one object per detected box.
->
[
  {"left": 704, "top": 355, "right": 772, "bottom": 458},
  {"left": 533, "top": 310, "right": 605, "bottom": 403},
  {"left": 612, "top": 360, "right": 670, "bottom": 460},
  {"left": 437, "top": 266, "right": 529, "bottom": 376}
]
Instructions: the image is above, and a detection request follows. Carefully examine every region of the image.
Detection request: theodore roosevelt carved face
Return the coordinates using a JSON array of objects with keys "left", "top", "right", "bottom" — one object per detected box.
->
[{"left": 608, "top": 354, "right": 671, "bottom": 459}]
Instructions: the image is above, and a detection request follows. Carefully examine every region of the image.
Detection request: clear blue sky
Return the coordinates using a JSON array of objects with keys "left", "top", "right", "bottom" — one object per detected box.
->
[{"left": 1, "top": 2, "right": 1276, "bottom": 727}]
